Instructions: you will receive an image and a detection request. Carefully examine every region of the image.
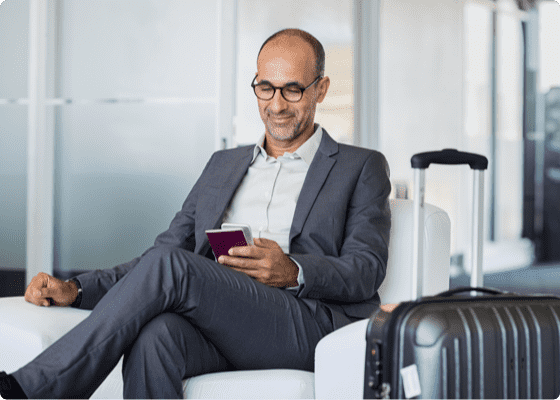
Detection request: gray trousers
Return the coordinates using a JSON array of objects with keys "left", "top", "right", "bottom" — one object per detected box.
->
[{"left": 13, "top": 245, "right": 341, "bottom": 398}]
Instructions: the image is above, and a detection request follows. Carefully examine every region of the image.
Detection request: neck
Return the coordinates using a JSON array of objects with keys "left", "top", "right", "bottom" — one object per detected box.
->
[{"left": 264, "top": 123, "right": 317, "bottom": 158}]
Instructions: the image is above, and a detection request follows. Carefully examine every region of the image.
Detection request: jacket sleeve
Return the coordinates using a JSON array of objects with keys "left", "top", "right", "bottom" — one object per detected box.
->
[
  {"left": 74, "top": 154, "right": 217, "bottom": 310},
  {"left": 290, "top": 151, "right": 391, "bottom": 304}
]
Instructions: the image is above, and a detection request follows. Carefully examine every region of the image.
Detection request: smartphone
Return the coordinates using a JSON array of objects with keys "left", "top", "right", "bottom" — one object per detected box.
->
[
  {"left": 220, "top": 223, "right": 253, "bottom": 245},
  {"left": 205, "top": 223, "right": 253, "bottom": 260}
]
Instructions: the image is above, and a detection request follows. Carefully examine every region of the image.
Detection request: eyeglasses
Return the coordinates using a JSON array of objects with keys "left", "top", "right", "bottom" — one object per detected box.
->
[{"left": 251, "top": 75, "right": 322, "bottom": 103}]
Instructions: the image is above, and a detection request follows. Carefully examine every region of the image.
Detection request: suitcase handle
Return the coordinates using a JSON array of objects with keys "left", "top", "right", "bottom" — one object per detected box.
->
[
  {"left": 438, "top": 286, "right": 505, "bottom": 297},
  {"left": 411, "top": 149, "right": 488, "bottom": 170}
]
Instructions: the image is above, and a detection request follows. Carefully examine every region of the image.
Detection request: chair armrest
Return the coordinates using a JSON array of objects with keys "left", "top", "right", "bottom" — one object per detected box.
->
[
  {"left": 0, "top": 296, "right": 91, "bottom": 374},
  {"left": 314, "top": 319, "right": 369, "bottom": 399},
  {"left": 0, "top": 296, "right": 123, "bottom": 398}
]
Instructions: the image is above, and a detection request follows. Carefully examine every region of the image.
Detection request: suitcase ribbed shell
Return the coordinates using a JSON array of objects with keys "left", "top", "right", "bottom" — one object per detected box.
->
[{"left": 366, "top": 293, "right": 560, "bottom": 399}]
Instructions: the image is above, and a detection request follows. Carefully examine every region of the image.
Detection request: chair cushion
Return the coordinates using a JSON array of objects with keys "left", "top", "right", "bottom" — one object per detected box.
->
[
  {"left": 183, "top": 369, "right": 314, "bottom": 399},
  {"left": 0, "top": 297, "right": 313, "bottom": 399}
]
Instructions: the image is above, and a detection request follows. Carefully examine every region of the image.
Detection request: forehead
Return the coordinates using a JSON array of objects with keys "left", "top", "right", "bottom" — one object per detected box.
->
[{"left": 257, "top": 37, "right": 315, "bottom": 84}]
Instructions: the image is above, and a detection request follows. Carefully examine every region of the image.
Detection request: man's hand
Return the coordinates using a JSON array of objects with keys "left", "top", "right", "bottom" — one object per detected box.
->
[
  {"left": 380, "top": 303, "right": 399, "bottom": 313},
  {"left": 218, "top": 238, "right": 299, "bottom": 288},
  {"left": 24, "top": 272, "right": 79, "bottom": 307}
]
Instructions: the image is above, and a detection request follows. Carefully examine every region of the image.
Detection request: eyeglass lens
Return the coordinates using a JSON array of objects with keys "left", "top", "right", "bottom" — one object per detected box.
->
[{"left": 254, "top": 85, "right": 303, "bottom": 102}]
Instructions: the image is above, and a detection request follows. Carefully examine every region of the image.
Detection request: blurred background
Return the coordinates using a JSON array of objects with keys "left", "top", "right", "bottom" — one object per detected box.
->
[{"left": 1, "top": 0, "right": 559, "bottom": 297}]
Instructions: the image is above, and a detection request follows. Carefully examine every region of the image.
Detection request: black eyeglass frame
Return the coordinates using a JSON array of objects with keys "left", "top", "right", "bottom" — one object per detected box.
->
[{"left": 251, "top": 75, "right": 323, "bottom": 103}]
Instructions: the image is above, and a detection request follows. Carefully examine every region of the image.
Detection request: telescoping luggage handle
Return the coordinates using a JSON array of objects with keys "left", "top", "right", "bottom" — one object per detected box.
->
[
  {"left": 410, "top": 149, "right": 488, "bottom": 300},
  {"left": 438, "top": 286, "right": 503, "bottom": 297}
]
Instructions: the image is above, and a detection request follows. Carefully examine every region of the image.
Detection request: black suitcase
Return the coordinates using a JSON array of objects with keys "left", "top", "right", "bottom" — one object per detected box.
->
[
  {"left": 365, "top": 287, "right": 560, "bottom": 399},
  {"left": 364, "top": 150, "right": 560, "bottom": 399}
]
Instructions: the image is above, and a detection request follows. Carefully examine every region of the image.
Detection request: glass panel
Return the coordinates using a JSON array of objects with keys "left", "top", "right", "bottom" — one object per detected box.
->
[
  {"left": 463, "top": 2, "right": 493, "bottom": 245},
  {"left": 539, "top": 1, "right": 560, "bottom": 93},
  {"left": 0, "top": 0, "right": 28, "bottom": 271},
  {"left": 495, "top": 6, "right": 524, "bottom": 241},
  {"left": 53, "top": 0, "right": 220, "bottom": 273},
  {"left": 54, "top": 104, "right": 216, "bottom": 272},
  {"left": 379, "top": 0, "right": 464, "bottom": 251},
  {"left": 0, "top": 106, "right": 27, "bottom": 270},
  {"left": 57, "top": 0, "right": 218, "bottom": 99},
  {"left": 0, "top": 0, "right": 29, "bottom": 99},
  {"left": 235, "top": 0, "right": 354, "bottom": 146},
  {"left": 539, "top": 1, "right": 560, "bottom": 262}
]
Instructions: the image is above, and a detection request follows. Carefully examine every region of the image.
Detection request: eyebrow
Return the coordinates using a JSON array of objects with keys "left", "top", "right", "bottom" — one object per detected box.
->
[{"left": 257, "top": 79, "right": 302, "bottom": 87}]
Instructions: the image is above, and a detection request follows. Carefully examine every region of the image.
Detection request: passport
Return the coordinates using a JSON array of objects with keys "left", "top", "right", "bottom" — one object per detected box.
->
[{"left": 206, "top": 229, "right": 249, "bottom": 260}]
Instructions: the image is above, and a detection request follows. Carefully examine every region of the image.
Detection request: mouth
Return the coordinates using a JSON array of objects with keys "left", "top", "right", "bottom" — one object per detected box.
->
[{"left": 268, "top": 114, "right": 293, "bottom": 124}]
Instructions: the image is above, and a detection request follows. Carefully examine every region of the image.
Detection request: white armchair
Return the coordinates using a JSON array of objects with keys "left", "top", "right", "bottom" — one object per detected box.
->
[{"left": 0, "top": 199, "right": 450, "bottom": 399}]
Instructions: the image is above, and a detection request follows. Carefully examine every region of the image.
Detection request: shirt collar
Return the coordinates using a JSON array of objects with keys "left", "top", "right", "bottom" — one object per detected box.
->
[{"left": 252, "top": 124, "right": 323, "bottom": 166}]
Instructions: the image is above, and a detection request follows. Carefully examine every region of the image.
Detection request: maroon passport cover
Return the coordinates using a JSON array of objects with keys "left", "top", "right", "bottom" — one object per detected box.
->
[{"left": 206, "top": 230, "right": 248, "bottom": 260}]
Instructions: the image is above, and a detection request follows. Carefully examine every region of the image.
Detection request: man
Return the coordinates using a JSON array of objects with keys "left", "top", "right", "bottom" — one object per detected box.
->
[{"left": 0, "top": 28, "right": 391, "bottom": 399}]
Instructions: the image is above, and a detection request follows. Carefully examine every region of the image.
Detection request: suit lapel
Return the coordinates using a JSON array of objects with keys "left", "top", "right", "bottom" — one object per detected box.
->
[
  {"left": 289, "top": 130, "right": 339, "bottom": 243},
  {"left": 208, "top": 146, "right": 254, "bottom": 229}
]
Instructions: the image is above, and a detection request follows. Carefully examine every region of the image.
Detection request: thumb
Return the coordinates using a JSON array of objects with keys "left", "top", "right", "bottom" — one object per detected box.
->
[{"left": 32, "top": 288, "right": 53, "bottom": 307}]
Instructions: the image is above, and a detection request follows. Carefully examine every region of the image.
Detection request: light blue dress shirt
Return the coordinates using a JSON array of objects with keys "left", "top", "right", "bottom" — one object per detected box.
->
[{"left": 222, "top": 125, "right": 324, "bottom": 288}]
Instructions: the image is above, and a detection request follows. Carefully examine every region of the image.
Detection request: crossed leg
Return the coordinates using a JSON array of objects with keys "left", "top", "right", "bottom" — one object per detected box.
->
[
  {"left": 12, "top": 245, "right": 337, "bottom": 398},
  {"left": 122, "top": 313, "right": 230, "bottom": 398}
]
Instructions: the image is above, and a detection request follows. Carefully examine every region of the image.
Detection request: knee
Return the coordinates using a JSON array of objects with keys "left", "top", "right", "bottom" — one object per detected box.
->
[
  {"left": 142, "top": 245, "right": 192, "bottom": 277},
  {"left": 134, "top": 313, "right": 181, "bottom": 349},
  {"left": 144, "top": 245, "right": 182, "bottom": 263},
  {"left": 124, "top": 313, "right": 188, "bottom": 370},
  {"left": 123, "top": 313, "right": 190, "bottom": 397}
]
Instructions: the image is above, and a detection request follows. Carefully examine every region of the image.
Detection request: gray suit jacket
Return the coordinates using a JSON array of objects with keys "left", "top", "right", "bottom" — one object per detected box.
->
[{"left": 77, "top": 130, "right": 391, "bottom": 329}]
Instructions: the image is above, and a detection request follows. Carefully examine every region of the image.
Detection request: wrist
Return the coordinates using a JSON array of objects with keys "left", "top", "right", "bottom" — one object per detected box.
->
[
  {"left": 286, "top": 260, "right": 299, "bottom": 288},
  {"left": 66, "top": 278, "right": 83, "bottom": 308}
]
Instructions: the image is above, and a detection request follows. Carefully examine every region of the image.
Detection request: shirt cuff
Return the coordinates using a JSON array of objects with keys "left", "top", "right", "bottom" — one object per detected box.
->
[{"left": 286, "top": 256, "right": 304, "bottom": 290}]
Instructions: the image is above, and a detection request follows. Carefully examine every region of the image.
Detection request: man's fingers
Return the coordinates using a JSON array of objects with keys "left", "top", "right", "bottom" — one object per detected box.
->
[
  {"left": 29, "top": 287, "right": 54, "bottom": 307},
  {"left": 228, "top": 265, "right": 257, "bottom": 277},
  {"left": 218, "top": 256, "right": 260, "bottom": 280},
  {"left": 38, "top": 287, "right": 57, "bottom": 299},
  {"left": 253, "top": 238, "right": 278, "bottom": 248},
  {"left": 23, "top": 273, "right": 62, "bottom": 307},
  {"left": 24, "top": 274, "right": 47, "bottom": 304},
  {"left": 380, "top": 303, "right": 399, "bottom": 313},
  {"left": 218, "top": 254, "right": 254, "bottom": 269},
  {"left": 28, "top": 273, "right": 47, "bottom": 288},
  {"left": 25, "top": 290, "right": 51, "bottom": 307},
  {"left": 227, "top": 244, "right": 264, "bottom": 258},
  {"left": 227, "top": 239, "right": 282, "bottom": 258}
]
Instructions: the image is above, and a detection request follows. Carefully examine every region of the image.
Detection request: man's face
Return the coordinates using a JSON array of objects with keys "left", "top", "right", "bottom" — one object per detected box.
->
[{"left": 256, "top": 38, "right": 328, "bottom": 143}]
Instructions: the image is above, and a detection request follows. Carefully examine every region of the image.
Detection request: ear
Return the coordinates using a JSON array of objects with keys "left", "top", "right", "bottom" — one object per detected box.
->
[{"left": 316, "top": 76, "right": 330, "bottom": 103}]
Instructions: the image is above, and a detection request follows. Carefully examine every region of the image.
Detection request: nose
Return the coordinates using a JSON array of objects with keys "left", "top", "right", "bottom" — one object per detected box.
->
[{"left": 267, "top": 88, "right": 289, "bottom": 114}]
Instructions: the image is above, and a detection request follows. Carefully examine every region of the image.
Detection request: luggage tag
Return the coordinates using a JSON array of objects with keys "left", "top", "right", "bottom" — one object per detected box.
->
[{"left": 400, "top": 364, "right": 421, "bottom": 399}]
